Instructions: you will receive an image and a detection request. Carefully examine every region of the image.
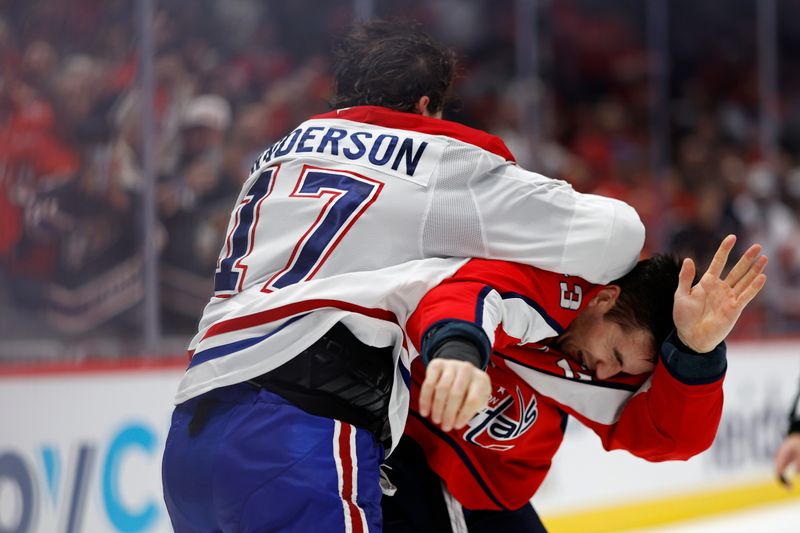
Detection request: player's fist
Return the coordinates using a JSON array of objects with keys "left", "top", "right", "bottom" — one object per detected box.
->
[{"left": 419, "top": 359, "right": 491, "bottom": 432}]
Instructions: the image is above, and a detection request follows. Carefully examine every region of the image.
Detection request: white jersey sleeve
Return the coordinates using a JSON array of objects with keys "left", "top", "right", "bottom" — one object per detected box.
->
[{"left": 421, "top": 143, "right": 643, "bottom": 284}]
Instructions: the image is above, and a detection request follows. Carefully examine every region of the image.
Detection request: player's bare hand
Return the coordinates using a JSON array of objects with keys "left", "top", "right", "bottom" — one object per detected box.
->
[
  {"left": 775, "top": 433, "right": 800, "bottom": 489},
  {"left": 673, "top": 235, "right": 767, "bottom": 353},
  {"left": 419, "top": 359, "right": 491, "bottom": 432}
]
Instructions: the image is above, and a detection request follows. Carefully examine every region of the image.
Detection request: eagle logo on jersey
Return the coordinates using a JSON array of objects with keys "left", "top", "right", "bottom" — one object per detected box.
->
[{"left": 462, "top": 384, "right": 538, "bottom": 451}]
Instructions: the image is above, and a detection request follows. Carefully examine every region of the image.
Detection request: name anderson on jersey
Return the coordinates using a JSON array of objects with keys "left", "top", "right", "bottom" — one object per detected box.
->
[{"left": 251, "top": 122, "right": 431, "bottom": 177}]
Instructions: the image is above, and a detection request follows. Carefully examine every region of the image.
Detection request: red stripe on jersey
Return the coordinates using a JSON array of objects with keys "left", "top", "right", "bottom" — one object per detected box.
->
[
  {"left": 201, "top": 299, "right": 399, "bottom": 341},
  {"left": 312, "top": 106, "right": 516, "bottom": 163},
  {"left": 338, "top": 423, "right": 365, "bottom": 533}
]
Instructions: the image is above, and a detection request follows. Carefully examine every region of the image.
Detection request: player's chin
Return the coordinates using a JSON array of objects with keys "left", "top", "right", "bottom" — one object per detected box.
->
[
  {"left": 563, "top": 345, "right": 592, "bottom": 371},
  {"left": 563, "top": 353, "right": 581, "bottom": 372}
]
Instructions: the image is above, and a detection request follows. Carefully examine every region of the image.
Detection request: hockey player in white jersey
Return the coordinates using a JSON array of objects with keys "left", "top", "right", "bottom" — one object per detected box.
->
[{"left": 162, "top": 20, "right": 646, "bottom": 532}]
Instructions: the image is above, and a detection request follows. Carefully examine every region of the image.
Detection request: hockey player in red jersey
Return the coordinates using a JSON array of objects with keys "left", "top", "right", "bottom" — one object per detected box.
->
[{"left": 382, "top": 236, "right": 768, "bottom": 532}]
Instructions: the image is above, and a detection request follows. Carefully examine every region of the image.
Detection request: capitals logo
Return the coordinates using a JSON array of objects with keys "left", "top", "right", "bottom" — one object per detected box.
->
[{"left": 463, "top": 384, "right": 538, "bottom": 451}]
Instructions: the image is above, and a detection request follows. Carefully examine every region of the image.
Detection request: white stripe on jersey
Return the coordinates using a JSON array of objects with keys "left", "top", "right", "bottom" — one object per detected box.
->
[
  {"left": 505, "top": 359, "right": 643, "bottom": 425},
  {"left": 476, "top": 290, "right": 561, "bottom": 348},
  {"left": 499, "top": 296, "right": 561, "bottom": 343}
]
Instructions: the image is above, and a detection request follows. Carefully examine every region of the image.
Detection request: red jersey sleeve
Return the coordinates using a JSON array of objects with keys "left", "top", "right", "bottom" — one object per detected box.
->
[
  {"left": 566, "top": 351, "right": 725, "bottom": 461},
  {"left": 406, "top": 258, "right": 599, "bottom": 361}
]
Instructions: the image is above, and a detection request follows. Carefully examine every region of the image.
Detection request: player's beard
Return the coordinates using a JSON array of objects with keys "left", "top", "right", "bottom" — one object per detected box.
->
[{"left": 553, "top": 334, "right": 590, "bottom": 372}]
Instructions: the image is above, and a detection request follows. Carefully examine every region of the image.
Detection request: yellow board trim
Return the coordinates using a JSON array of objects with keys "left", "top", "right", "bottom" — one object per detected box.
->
[{"left": 541, "top": 479, "right": 800, "bottom": 533}]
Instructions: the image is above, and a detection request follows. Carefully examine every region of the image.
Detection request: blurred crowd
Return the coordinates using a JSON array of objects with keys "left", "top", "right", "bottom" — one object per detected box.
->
[{"left": 1, "top": 0, "right": 799, "bottom": 356}]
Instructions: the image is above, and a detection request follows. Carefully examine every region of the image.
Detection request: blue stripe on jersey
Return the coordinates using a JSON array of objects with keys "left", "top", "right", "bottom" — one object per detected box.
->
[
  {"left": 398, "top": 362, "right": 411, "bottom": 389},
  {"left": 409, "top": 410, "right": 509, "bottom": 511},
  {"left": 494, "top": 351, "right": 640, "bottom": 392},
  {"left": 499, "top": 292, "right": 565, "bottom": 335},
  {"left": 474, "top": 286, "right": 494, "bottom": 326},
  {"left": 189, "top": 314, "right": 308, "bottom": 369},
  {"left": 557, "top": 407, "right": 569, "bottom": 433}
]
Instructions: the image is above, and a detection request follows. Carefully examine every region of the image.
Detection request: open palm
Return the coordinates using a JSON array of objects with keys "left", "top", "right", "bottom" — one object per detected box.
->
[{"left": 673, "top": 235, "right": 768, "bottom": 353}]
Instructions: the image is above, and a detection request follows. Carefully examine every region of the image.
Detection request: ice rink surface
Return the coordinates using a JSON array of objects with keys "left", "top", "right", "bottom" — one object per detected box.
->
[{"left": 630, "top": 500, "right": 800, "bottom": 533}]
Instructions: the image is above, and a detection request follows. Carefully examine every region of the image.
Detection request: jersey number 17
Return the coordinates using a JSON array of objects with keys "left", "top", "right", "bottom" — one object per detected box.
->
[{"left": 214, "top": 164, "right": 383, "bottom": 296}]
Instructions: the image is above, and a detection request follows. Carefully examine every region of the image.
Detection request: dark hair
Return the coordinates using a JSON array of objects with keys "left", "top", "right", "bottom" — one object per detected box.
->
[
  {"left": 605, "top": 254, "right": 683, "bottom": 350},
  {"left": 331, "top": 19, "right": 457, "bottom": 114}
]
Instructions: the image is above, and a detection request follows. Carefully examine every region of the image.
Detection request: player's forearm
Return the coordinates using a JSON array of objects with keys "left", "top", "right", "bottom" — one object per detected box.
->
[
  {"left": 599, "top": 389, "right": 723, "bottom": 461},
  {"left": 555, "top": 193, "right": 645, "bottom": 284},
  {"left": 477, "top": 167, "right": 644, "bottom": 284}
]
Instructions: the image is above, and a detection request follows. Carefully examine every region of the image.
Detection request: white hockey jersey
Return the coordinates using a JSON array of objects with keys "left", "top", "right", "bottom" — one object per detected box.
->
[{"left": 176, "top": 106, "right": 645, "bottom": 449}]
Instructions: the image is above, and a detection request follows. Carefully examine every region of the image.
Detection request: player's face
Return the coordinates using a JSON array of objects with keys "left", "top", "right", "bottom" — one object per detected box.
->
[{"left": 557, "top": 289, "right": 657, "bottom": 380}]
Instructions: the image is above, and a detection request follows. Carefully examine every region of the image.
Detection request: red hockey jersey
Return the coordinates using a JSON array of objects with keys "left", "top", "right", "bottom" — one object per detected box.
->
[{"left": 404, "top": 259, "right": 725, "bottom": 511}]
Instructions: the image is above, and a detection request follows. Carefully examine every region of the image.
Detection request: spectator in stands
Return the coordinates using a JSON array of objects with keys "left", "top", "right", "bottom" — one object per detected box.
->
[
  {"left": 158, "top": 95, "right": 236, "bottom": 328},
  {"left": 3, "top": 0, "right": 800, "bottom": 344}
]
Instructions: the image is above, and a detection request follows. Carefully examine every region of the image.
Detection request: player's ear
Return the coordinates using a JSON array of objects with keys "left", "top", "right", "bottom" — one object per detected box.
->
[
  {"left": 415, "top": 96, "right": 432, "bottom": 116},
  {"left": 588, "top": 285, "right": 621, "bottom": 312}
]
